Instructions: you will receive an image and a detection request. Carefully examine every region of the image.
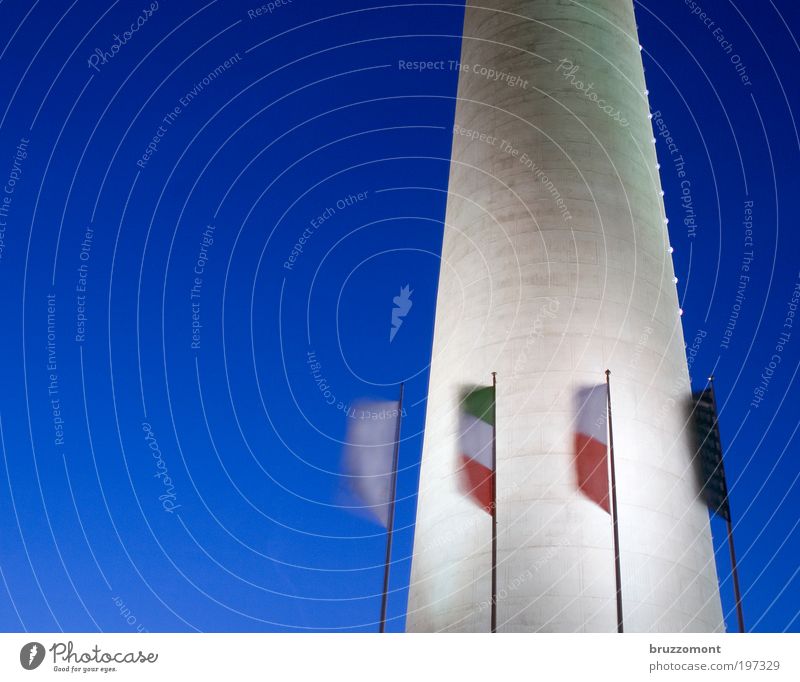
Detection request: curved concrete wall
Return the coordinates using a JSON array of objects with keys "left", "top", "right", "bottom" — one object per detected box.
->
[{"left": 407, "top": 0, "right": 724, "bottom": 632}]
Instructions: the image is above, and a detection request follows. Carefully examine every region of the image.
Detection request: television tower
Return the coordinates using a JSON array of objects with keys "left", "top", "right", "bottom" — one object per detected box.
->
[{"left": 407, "top": 0, "right": 724, "bottom": 632}]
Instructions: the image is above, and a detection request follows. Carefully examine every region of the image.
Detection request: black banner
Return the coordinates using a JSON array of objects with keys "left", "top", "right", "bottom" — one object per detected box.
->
[{"left": 691, "top": 388, "right": 731, "bottom": 521}]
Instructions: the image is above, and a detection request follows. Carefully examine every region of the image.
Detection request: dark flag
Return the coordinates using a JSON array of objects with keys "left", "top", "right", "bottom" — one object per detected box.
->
[
  {"left": 691, "top": 387, "right": 730, "bottom": 521},
  {"left": 691, "top": 380, "right": 744, "bottom": 632}
]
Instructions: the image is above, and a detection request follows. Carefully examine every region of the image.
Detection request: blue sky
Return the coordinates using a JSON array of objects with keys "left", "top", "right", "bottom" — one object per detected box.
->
[{"left": 0, "top": 0, "right": 797, "bottom": 633}]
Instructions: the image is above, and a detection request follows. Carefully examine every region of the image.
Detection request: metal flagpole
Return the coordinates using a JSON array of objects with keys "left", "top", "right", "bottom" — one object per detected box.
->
[
  {"left": 708, "top": 376, "right": 745, "bottom": 633},
  {"left": 605, "top": 369, "right": 624, "bottom": 633},
  {"left": 379, "top": 382, "right": 404, "bottom": 633},
  {"left": 725, "top": 519, "right": 745, "bottom": 633},
  {"left": 491, "top": 371, "right": 498, "bottom": 634}
]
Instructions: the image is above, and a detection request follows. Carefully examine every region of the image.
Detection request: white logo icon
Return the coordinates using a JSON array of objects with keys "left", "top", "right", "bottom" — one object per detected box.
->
[{"left": 390, "top": 285, "right": 413, "bottom": 342}]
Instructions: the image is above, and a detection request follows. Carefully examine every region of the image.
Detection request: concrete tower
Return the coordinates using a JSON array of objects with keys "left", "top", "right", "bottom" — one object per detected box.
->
[{"left": 407, "top": 0, "right": 724, "bottom": 632}]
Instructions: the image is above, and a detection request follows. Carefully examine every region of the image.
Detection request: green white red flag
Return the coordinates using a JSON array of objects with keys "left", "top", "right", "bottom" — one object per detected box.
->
[
  {"left": 458, "top": 386, "right": 495, "bottom": 514},
  {"left": 574, "top": 384, "right": 610, "bottom": 513}
]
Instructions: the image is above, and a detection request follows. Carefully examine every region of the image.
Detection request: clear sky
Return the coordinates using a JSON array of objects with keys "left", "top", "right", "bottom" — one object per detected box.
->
[{"left": 0, "top": 0, "right": 797, "bottom": 633}]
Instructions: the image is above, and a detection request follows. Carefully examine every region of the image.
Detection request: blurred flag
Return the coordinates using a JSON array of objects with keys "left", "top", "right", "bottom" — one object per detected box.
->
[
  {"left": 691, "top": 388, "right": 730, "bottom": 521},
  {"left": 691, "top": 381, "right": 744, "bottom": 632},
  {"left": 458, "top": 385, "right": 496, "bottom": 514},
  {"left": 343, "top": 400, "right": 401, "bottom": 527},
  {"left": 574, "top": 384, "right": 610, "bottom": 513}
]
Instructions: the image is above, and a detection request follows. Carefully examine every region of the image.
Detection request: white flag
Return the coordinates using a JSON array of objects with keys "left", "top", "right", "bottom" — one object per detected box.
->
[{"left": 342, "top": 400, "right": 401, "bottom": 527}]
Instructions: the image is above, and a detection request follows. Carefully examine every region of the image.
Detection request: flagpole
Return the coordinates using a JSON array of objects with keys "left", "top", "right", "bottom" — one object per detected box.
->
[
  {"left": 725, "top": 518, "right": 745, "bottom": 633},
  {"left": 491, "top": 371, "right": 498, "bottom": 634},
  {"left": 379, "top": 382, "right": 404, "bottom": 633},
  {"left": 708, "top": 376, "right": 745, "bottom": 633},
  {"left": 605, "top": 369, "right": 624, "bottom": 633},
  {"left": 491, "top": 372, "right": 497, "bottom": 632}
]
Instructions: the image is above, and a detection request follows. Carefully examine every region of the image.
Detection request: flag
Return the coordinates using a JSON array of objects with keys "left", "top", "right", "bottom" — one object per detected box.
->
[
  {"left": 691, "top": 388, "right": 730, "bottom": 521},
  {"left": 458, "top": 385, "right": 495, "bottom": 514},
  {"left": 343, "top": 400, "right": 401, "bottom": 527},
  {"left": 574, "top": 384, "right": 610, "bottom": 513}
]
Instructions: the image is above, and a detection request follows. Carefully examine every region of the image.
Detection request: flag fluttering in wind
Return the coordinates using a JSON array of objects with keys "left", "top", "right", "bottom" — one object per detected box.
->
[
  {"left": 343, "top": 400, "right": 401, "bottom": 527},
  {"left": 574, "top": 375, "right": 624, "bottom": 632},
  {"left": 458, "top": 385, "right": 496, "bottom": 514},
  {"left": 574, "top": 384, "right": 610, "bottom": 513},
  {"left": 690, "top": 387, "right": 730, "bottom": 521},
  {"left": 691, "top": 380, "right": 745, "bottom": 632},
  {"left": 342, "top": 391, "right": 405, "bottom": 633}
]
